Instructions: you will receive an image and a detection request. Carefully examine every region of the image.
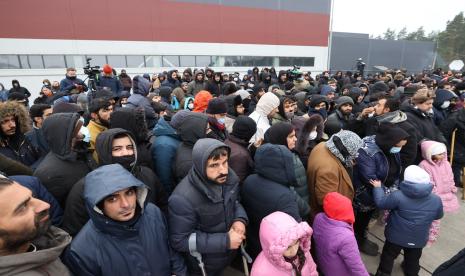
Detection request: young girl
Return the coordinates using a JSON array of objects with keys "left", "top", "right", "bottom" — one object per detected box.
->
[
  {"left": 419, "top": 140, "right": 460, "bottom": 245},
  {"left": 251, "top": 211, "right": 318, "bottom": 276}
]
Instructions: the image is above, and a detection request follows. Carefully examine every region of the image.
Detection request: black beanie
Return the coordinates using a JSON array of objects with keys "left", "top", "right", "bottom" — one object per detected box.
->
[
  {"left": 371, "top": 81, "right": 389, "bottom": 93},
  {"left": 206, "top": 98, "right": 228, "bottom": 114},
  {"left": 232, "top": 115, "right": 257, "bottom": 142},
  {"left": 264, "top": 122, "right": 294, "bottom": 147},
  {"left": 375, "top": 122, "right": 409, "bottom": 152}
]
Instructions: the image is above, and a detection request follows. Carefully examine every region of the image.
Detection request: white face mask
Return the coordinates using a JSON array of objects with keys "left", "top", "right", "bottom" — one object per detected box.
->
[
  {"left": 441, "top": 101, "right": 450, "bottom": 109},
  {"left": 309, "top": 131, "right": 318, "bottom": 140},
  {"left": 188, "top": 103, "right": 194, "bottom": 110}
]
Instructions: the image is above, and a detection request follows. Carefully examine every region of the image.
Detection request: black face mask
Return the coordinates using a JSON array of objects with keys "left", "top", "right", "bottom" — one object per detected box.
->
[
  {"left": 68, "top": 76, "right": 76, "bottom": 80},
  {"left": 113, "top": 154, "right": 136, "bottom": 170}
]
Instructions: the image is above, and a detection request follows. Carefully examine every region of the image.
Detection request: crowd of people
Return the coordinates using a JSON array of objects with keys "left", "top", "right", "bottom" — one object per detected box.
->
[{"left": 0, "top": 64, "right": 464, "bottom": 276}]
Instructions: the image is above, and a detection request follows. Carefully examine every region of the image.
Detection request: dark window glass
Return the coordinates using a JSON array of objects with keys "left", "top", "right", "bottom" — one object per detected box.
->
[
  {"left": 43, "top": 55, "right": 66, "bottom": 68},
  {"left": 195, "top": 56, "right": 211, "bottom": 67},
  {"left": 107, "top": 55, "right": 127, "bottom": 68},
  {"left": 224, "top": 56, "right": 240, "bottom": 67},
  {"left": 65, "top": 55, "right": 86, "bottom": 68},
  {"left": 279, "top": 57, "right": 315, "bottom": 67},
  {"left": 210, "top": 56, "right": 220, "bottom": 67},
  {"left": 85, "top": 55, "right": 107, "bottom": 67},
  {"left": 0, "top": 55, "right": 20, "bottom": 69},
  {"left": 162, "top": 56, "right": 179, "bottom": 67},
  {"left": 180, "top": 56, "right": 196, "bottom": 67},
  {"left": 28, "top": 55, "right": 44, "bottom": 69},
  {"left": 126, "top": 55, "right": 145, "bottom": 68}
]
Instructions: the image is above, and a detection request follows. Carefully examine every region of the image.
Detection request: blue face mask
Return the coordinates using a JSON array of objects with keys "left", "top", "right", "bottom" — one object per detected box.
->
[
  {"left": 390, "top": 146, "right": 402, "bottom": 154},
  {"left": 217, "top": 117, "right": 226, "bottom": 125}
]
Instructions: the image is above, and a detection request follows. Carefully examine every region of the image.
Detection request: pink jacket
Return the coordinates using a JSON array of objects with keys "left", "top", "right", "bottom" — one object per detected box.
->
[
  {"left": 251, "top": 212, "right": 318, "bottom": 276},
  {"left": 419, "top": 141, "right": 459, "bottom": 213}
]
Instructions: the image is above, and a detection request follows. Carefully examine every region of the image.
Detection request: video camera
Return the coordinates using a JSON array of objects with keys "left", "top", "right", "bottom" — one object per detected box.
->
[
  {"left": 288, "top": 65, "right": 303, "bottom": 81},
  {"left": 83, "top": 58, "right": 100, "bottom": 79}
]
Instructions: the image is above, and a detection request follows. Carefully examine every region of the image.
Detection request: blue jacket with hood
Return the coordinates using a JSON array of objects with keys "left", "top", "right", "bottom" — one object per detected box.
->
[
  {"left": 168, "top": 138, "right": 248, "bottom": 275},
  {"left": 151, "top": 116, "right": 181, "bottom": 194},
  {"left": 64, "top": 164, "right": 187, "bottom": 276},
  {"left": 373, "top": 179, "right": 443, "bottom": 248},
  {"left": 126, "top": 75, "right": 157, "bottom": 127}
]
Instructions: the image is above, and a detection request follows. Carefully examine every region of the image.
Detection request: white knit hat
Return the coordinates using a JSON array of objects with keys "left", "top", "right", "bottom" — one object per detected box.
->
[
  {"left": 430, "top": 142, "right": 446, "bottom": 156},
  {"left": 256, "top": 92, "right": 280, "bottom": 116},
  {"left": 404, "top": 165, "right": 430, "bottom": 184}
]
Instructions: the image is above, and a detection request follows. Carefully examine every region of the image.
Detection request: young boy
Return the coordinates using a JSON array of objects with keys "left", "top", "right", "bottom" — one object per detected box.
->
[{"left": 370, "top": 165, "right": 443, "bottom": 276}]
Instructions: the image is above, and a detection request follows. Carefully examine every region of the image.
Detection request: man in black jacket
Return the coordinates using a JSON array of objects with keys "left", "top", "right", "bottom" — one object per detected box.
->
[
  {"left": 61, "top": 128, "right": 167, "bottom": 236},
  {"left": 169, "top": 138, "right": 248, "bottom": 276}
]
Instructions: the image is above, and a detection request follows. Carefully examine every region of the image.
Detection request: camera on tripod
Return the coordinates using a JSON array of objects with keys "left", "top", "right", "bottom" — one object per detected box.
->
[
  {"left": 83, "top": 58, "right": 101, "bottom": 79},
  {"left": 288, "top": 65, "right": 303, "bottom": 81}
]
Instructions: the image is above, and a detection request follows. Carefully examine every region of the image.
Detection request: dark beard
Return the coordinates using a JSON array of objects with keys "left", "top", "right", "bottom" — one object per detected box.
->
[
  {"left": 97, "top": 115, "right": 110, "bottom": 128},
  {"left": 0, "top": 210, "right": 50, "bottom": 253}
]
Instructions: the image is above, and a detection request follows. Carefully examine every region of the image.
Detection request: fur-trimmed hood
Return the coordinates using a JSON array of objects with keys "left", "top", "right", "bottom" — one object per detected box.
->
[
  {"left": 259, "top": 211, "right": 313, "bottom": 271},
  {"left": 0, "top": 101, "right": 31, "bottom": 136}
]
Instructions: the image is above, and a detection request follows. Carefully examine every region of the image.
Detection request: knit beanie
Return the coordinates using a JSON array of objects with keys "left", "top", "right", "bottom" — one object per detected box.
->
[
  {"left": 264, "top": 122, "right": 294, "bottom": 147},
  {"left": 430, "top": 142, "right": 447, "bottom": 156},
  {"left": 231, "top": 115, "right": 257, "bottom": 142},
  {"left": 170, "top": 110, "right": 191, "bottom": 130},
  {"left": 326, "top": 130, "right": 363, "bottom": 167},
  {"left": 404, "top": 165, "right": 430, "bottom": 184},
  {"left": 375, "top": 123, "right": 409, "bottom": 153},
  {"left": 371, "top": 81, "right": 389, "bottom": 93},
  {"left": 103, "top": 64, "right": 113, "bottom": 74},
  {"left": 206, "top": 98, "right": 228, "bottom": 114},
  {"left": 323, "top": 192, "right": 355, "bottom": 225},
  {"left": 335, "top": 96, "right": 354, "bottom": 107},
  {"left": 256, "top": 92, "right": 280, "bottom": 116}
]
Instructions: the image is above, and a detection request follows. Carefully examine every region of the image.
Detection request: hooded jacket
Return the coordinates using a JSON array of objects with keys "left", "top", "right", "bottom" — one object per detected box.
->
[
  {"left": 126, "top": 76, "right": 157, "bottom": 128},
  {"left": 373, "top": 178, "right": 444, "bottom": 248},
  {"left": 169, "top": 139, "right": 248, "bottom": 275},
  {"left": 193, "top": 90, "right": 212, "bottom": 113},
  {"left": 9, "top": 79, "right": 31, "bottom": 99},
  {"left": 441, "top": 108, "right": 465, "bottom": 164},
  {"left": 97, "top": 75, "right": 123, "bottom": 97},
  {"left": 110, "top": 107, "right": 154, "bottom": 168},
  {"left": 64, "top": 164, "right": 187, "bottom": 276},
  {"left": 313, "top": 193, "right": 369, "bottom": 276},
  {"left": 187, "top": 71, "right": 206, "bottom": 96},
  {"left": 151, "top": 116, "right": 181, "bottom": 194},
  {"left": 433, "top": 89, "right": 457, "bottom": 126},
  {"left": 365, "top": 110, "right": 418, "bottom": 168},
  {"left": 248, "top": 92, "right": 280, "bottom": 144},
  {"left": 419, "top": 141, "right": 459, "bottom": 213},
  {"left": 402, "top": 104, "right": 447, "bottom": 145},
  {"left": 33, "top": 113, "right": 94, "bottom": 207},
  {"left": 162, "top": 70, "right": 181, "bottom": 90},
  {"left": 61, "top": 128, "right": 167, "bottom": 236},
  {"left": 0, "top": 101, "right": 39, "bottom": 167},
  {"left": 242, "top": 144, "right": 301, "bottom": 259},
  {"left": 174, "top": 113, "right": 209, "bottom": 183},
  {"left": 251, "top": 212, "right": 318, "bottom": 276},
  {"left": 0, "top": 226, "right": 71, "bottom": 276}
]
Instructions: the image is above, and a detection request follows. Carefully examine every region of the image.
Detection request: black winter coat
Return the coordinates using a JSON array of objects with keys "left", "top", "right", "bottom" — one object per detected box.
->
[
  {"left": 441, "top": 109, "right": 465, "bottom": 164},
  {"left": 402, "top": 105, "right": 447, "bottom": 145},
  {"left": 241, "top": 144, "right": 301, "bottom": 259},
  {"left": 33, "top": 113, "right": 94, "bottom": 208}
]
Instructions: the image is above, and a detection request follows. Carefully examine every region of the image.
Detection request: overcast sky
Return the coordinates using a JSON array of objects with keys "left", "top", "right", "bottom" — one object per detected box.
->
[{"left": 332, "top": 0, "right": 465, "bottom": 37}]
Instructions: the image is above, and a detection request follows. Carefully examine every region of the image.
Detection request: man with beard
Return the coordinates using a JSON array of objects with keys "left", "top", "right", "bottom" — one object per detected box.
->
[
  {"left": 88, "top": 97, "right": 114, "bottom": 162},
  {"left": 0, "top": 176, "right": 71, "bottom": 275},
  {"left": 187, "top": 70, "right": 207, "bottom": 96},
  {"left": 0, "top": 101, "right": 40, "bottom": 168},
  {"left": 64, "top": 164, "right": 186, "bottom": 276},
  {"left": 34, "top": 113, "right": 95, "bottom": 208},
  {"left": 325, "top": 96, "right": 363, "bottom": 136},
  {"left": 62, "top": 128, "right": 167, "bottom": 236},
  {"left": 169, "top": 138, "right": 248, "bottom": 276},
  {"left": 59, "top": 67, "right": 88, "bottom": 94}
]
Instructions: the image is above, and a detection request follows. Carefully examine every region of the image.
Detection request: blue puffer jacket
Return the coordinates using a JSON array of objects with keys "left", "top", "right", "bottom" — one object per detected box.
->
[
  {"left": 168, "top": 139, "right": 248, "bottom": 275},
  {"left": 353, "top": 136, "right": 390, "bottom": 211},
  {"left": 64, "top": 164, "right": 187, "bottom": 276},
  {"left": 151, "top": 117, "right": 181, "bottom": 194},
  {"left": 241, "top": 144, "right": 301, "bottom": 259},
  {"left": 373, "top": 180, "right": 443, "bottom": 248}
]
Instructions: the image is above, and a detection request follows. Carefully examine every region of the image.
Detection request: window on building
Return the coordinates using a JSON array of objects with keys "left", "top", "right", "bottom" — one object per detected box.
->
[
  {"left": 162, "top": 56, "right": 180, "bottom": 67},
  {"left": 126, "top": 55, "right": 145, "bottom": 68},
  {"left": 28, "top": 55, "right": 44, "bottom": 69},
  {"left": 107, "top": 55, "right": 127, "bottom": 68},
  {"left": 145, "top": 56, "right": 162, "bottom": 67},
  {"left": 85, "top": 55, "right": 107, "bottom": 67},
  {"left": 65, "top": 55, "right": 86, "bottom": 68},
  {"left": 43, "top": 55, "right": 66, "bottom": 68},
  {"left": 0, "top": 55, "right": 20, "bottom": 69},
  {"left": 19, "top": 55, "right": 29, "bottom": 69},
  {"left": 180, "top": 56, "right": 196, "bottom": 67},
  {"left": 195, "top": 56, "right": 211, "bottom": 67},
  {"left": 279, "top": 57, "right": 315, "bottom": 67},
  {"left": 224, "top": 56, "right": 240, "bottom": 67}
]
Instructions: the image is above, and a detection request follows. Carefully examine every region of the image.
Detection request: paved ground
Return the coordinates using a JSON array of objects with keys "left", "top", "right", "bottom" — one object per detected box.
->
[{"left": 224, "top": 190, "right": 465, "bottom": 275}]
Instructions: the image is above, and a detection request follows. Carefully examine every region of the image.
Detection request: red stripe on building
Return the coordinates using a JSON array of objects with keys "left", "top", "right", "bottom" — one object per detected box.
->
[{"left": 0, "top": 0, "right": 329, "bottom": 46}]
